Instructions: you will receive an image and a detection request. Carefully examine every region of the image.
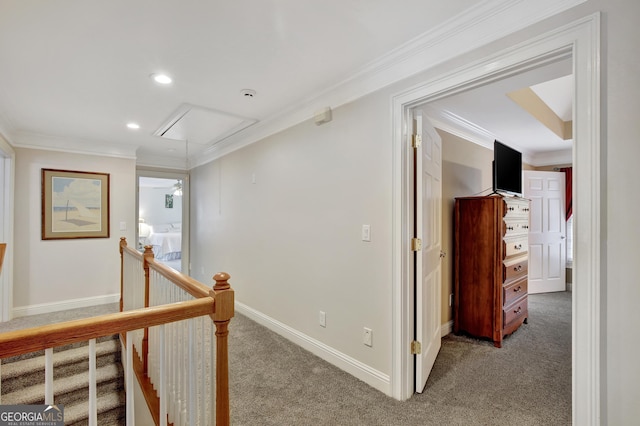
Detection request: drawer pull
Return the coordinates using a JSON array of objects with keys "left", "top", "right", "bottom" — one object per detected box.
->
[
  {"left": 507, "top": 226, "right": 514, "bottom": 231},
  {"left": 508, "top": 207, "right": 515, "bottom": 211},
  {"left": 513, "top": 265, "right": 522, "bottom": 272},
  {"left": 514, "top": 307, "right": 523, "bottom": 315},
  {"left": 514, "top": 244, "right": 522, "bottom": 250},
  {"left": 513, "top": 286, "right": 522, "bottom": 293}
]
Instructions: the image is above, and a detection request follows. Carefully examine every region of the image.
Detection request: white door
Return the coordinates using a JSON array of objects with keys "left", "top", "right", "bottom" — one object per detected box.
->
[
  {"left": 414, "top": 110, "right": 442, "bottom": 393},
  {"left": 523, "top": 171, "right": 566, "bottom": 293}
]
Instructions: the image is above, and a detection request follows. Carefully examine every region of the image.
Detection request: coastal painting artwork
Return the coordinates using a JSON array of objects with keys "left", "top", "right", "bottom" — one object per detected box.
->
[{"left": 42, "top": 169, "right": 110, "bottom": 240}]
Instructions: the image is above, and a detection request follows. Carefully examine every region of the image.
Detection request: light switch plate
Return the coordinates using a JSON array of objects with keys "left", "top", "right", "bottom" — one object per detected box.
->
[{"left": 362, "top": 224, "right": 371, "bottom": 242}]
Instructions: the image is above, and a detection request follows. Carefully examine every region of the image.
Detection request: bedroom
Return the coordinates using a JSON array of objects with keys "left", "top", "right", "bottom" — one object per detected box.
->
[{"left": 138, "top": 175, "right": 185, "bottom": 271}]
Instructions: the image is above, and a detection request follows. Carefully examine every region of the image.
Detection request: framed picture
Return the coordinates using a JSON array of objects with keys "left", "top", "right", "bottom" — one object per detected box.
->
[
  {"left": 165, "top": 194, "right": 174, "bottom": 208},
  {"left": 41, "top": 169, "right": 110, "bottom": 240}
]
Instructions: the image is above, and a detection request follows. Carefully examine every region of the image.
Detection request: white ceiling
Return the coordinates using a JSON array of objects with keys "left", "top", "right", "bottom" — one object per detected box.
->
[
  {"left": 0, "top": 0, "right": 573, "bottom": 168},
  {"left": 425, "top": 58, "right": 573, "bottom": 165}
]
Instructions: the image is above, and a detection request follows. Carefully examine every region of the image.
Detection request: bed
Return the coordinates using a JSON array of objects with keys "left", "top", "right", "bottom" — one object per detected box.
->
[{"left": 148, "top": 223, "right": 182, "bottom": 260}]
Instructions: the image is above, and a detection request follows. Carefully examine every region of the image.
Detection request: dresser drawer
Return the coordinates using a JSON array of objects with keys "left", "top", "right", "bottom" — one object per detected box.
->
[
  {"left": 503, "top": 296, "right": 528, "bottom": 326},
  {"left": 503, "top": 277, "right": 527, "bottom": 306},
  {"left": 503, "top": 219, "right": 529, "bottom": 237},
  {"left": 503, "top": 198, "right": 530, "bottom": 219},
  {"left": 504, "top": 236, "right": 528, "bottom": 258},
  {"left": 503, "top": 256, "right": 528, "bottom": 282}
]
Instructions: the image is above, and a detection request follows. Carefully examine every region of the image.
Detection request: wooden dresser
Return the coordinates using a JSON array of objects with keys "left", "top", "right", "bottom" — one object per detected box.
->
[{"left": 453, "top": 195, "right": 529, "bottom": 347}]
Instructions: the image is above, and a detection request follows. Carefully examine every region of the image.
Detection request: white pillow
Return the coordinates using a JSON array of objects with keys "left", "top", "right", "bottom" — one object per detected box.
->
[{"left": 152, "top": 224, "right": 171, "bottom": 233}]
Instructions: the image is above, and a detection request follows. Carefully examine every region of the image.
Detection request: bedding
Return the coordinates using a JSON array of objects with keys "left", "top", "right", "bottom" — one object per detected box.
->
[{"left": 148, "top": 224, "right": 182, "bottom": 260}]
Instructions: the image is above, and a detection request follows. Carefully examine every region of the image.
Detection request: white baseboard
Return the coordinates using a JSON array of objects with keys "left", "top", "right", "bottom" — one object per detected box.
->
[
  {"left": 235, "top": 301, "right": 391, "bottom": 395},
  {"left": 440, "top": 320, "right": 454, "bottom": 337},
  {"left": 12, "top": 294, "right": 120, "bottom": 318}
]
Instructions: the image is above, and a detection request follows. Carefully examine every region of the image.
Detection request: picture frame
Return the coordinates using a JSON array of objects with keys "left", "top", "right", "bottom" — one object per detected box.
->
[
  {"left": 41, "top": 168, "right": 110, "bottom": 240},
  {"left": 165, "top": 194, "right": 174, "bottom": 208}
]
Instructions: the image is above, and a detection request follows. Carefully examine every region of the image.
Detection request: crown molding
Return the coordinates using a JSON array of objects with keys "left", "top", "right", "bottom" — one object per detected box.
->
[
  {"left": 425, "top": 107, "right": 495, "bottom": 151},
  {"left": 193, "top": 0, "right": 587, "bottom": 168},
  {"left": 11, "top": 131, "right": 137, "bottom": 159}
]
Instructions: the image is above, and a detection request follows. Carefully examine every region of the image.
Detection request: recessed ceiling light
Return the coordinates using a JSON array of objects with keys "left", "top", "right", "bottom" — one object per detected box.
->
[
  {"left": 151, "top": 73, "right": 172, "bottom": 85},
  {"left": 127, "top": 122, "right": 140, "bottom": 129}
]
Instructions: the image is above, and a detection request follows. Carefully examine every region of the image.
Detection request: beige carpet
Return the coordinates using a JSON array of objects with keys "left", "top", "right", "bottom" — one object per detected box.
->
[{"left": 1, "top": 292, "right": 571, "bottom": 425}]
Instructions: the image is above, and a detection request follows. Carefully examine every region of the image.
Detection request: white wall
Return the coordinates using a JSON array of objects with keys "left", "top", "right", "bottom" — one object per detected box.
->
[
  {"left": 138, "top": 187, "right": 182, "bottom": 228},
  {"left": 13, "top": 148, "right": 136, "bottom": 314},
  {"left": 596, "top": 1, "right": 640, "bottom": 422},
  {"left": 190, "top": 0, "right": 640, "bottom": 420},
  {"left": 191, "top": 93, "right": 393, "bottom": 387}
]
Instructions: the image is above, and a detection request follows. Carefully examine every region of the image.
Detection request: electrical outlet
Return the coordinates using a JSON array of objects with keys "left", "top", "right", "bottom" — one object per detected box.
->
[
  {"left": 319, "top": 311, "right": 326, "bottom": 328},
  {"left": 363, "top": 327, "right": 373, "bottom": 347}
]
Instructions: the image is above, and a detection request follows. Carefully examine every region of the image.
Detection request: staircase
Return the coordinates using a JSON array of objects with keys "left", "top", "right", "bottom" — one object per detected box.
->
[{"left": 1, "top": 334, "right": 125, "bottom": 425}]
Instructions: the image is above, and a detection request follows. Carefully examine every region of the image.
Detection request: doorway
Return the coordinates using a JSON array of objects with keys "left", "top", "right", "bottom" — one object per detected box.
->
[
  {"left": 390, "top": 15, "right": 601, "bottom": 425},
  {"left": 137, "top": 170, "right": 189, "bottom": 274},
  {"left": 0, "top": 139, "right": 14, "bottom": 322}
]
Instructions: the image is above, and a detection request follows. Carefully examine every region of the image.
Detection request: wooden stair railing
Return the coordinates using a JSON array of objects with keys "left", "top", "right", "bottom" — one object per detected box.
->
[
  {"left": 119, "top": 237, "right": 234, "bottom": 425},
  {"left": 0, "top": 298, "right": 216, "bottom": 423},
  {"left": 0, "top": 239, "right": 233, "bottom": 426},
  {"left": 0, "top": 298, "right": 216, "bottom": 358}
]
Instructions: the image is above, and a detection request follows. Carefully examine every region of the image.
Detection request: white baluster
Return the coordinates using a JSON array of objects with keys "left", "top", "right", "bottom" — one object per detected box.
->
[
  {"left": 181, "top": 318, "right": 187, "bottom": 426},
  {"left": 88, "top": 339, "right": 97, "bottom": 426},
  {"left": 210, "top": 324, "right": 215, "bottom": 426},
  {"left": 200, "top": 317, "right": 206, "bottom": 425},
  {"left": 44, "top": 348, "right": 53, "bottom": 405},
  {"left": 188, "top": 319, "right": 196, "bottom": 426},
  {"left": 159, "top": 324, "right": 167, "bottom": 426},
  {"left": 126, "top": 331, "right": 135, "bottom": 426},
  {"left": 169, "top": 319, "right": 177, "bottom": 425}
]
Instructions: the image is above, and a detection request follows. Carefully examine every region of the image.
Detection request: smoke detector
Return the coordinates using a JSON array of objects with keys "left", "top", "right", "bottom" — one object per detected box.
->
[{"left": 240, "top": 89, "right": 256, "bottom": 98}]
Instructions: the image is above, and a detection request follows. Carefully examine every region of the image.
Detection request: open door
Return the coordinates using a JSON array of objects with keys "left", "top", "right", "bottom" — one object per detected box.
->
[{"left": 413, "top": 110, "right": 443, "bottom": 393}]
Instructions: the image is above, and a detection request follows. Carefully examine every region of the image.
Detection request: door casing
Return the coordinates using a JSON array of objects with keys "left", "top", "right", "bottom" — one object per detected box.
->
[{"left": 390, "top": 14, "right": 601, "bottom": 426}]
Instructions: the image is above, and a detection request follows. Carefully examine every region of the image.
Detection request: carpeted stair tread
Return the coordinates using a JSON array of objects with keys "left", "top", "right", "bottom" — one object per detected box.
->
[
  {"left": 1, "top": 363, "right": 122, "bottom": 405},
  {"left": 64, "top": 390, "right": 126, "bottom": 425},
  {"left": 1, "top": 338, "right": 120, "bottom": 380}
]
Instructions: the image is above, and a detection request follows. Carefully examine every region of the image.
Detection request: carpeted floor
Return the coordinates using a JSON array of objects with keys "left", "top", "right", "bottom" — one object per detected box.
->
[
  {"left": 227, "top": 291, "right": 571, "bottom": 425},
  {"left": 1, "top": 292, "right": 571, "bottom": 425}
]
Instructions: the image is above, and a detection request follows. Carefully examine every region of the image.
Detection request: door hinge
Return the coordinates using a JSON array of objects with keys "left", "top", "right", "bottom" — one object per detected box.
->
[
  {"left": 411, "top": 238, "right": 422, "bottom": 251},
  {"left": 412, "top": 133, "right": 422, "bottom": 148},
  {"left": 411, "top": 340, "right": 422, "bottom": 355}
]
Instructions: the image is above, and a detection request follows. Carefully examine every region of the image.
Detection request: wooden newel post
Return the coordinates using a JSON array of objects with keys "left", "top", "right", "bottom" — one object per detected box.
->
[
  {"left": 210, "top": 272, "right": 235, "bottom": 426},
  {"left": 119, "top": 238, "right": 127, "bottom": 312},
  {"left": 141, "top": 245, "right": 154, "bottom": 375}
]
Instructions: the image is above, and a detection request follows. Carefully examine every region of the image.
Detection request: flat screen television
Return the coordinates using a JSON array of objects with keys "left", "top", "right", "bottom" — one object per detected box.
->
[{"left": 493, "top": 140, "right": 522, "bottom": 196}]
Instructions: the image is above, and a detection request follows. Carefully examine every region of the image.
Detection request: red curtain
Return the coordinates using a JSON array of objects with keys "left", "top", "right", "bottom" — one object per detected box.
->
[{"left": 560, "top": 167, "right": 572, "bottom": 220}]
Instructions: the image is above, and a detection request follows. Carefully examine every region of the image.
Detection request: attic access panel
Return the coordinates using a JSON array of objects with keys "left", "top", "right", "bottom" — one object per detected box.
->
[{"left": 155, "top": 104, "right": 257, "bottom": 147}]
